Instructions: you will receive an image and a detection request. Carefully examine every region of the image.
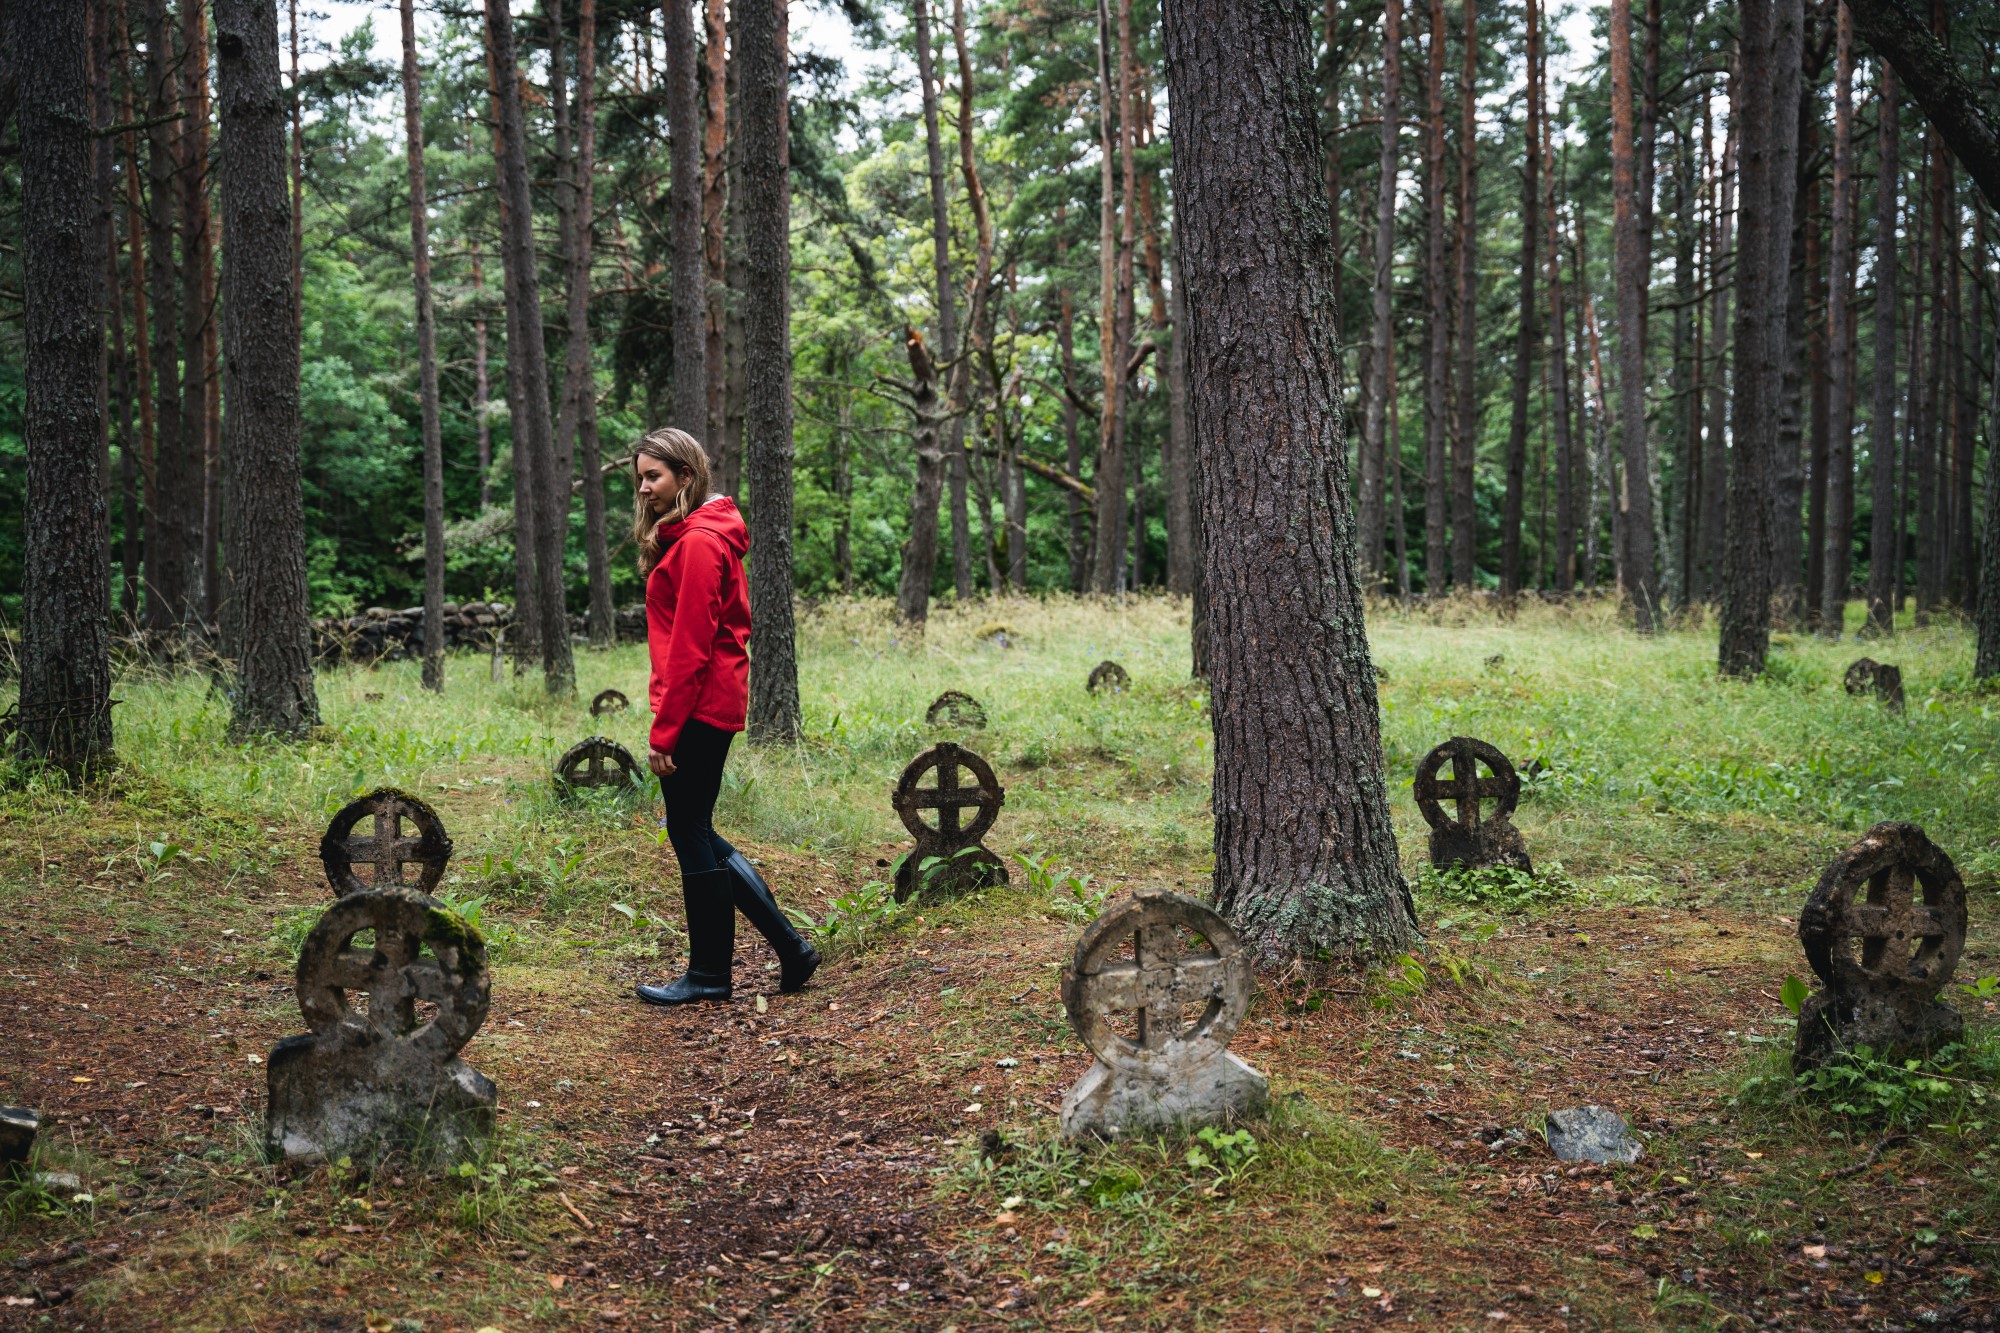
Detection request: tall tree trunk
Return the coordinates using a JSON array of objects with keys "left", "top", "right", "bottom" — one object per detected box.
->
[
  {"left": 895, "top": 326, "right": 947, "bottom": 622},
  {"left": 1771, "top": 81, "right": 1818, "bottom": 631},
  {"left": 1978, "top": 226, "right": 2000, "bottom": 675},
  {"left": 666, "top": 0, "right": 705, "bottom": 434},
  {"left": 120, "top": 0, "right": 154, "bottom": 624},
  {"left": 288, "top": 0, "right": 301, "bottom": 329},
  {"left": 1166, "top": 229, "right": 1195, "bottom": 596},
  {"left": 1422, "top": 0, "right": 1448, "bottom": 594},
  {"left": 1450, "top": 0, "right": 1478, "bottom": 589},
  {"left": 1701, "top": 114, "right": 1736, "bottom": 601},
  {"left": 1500, "top": 0, "right": 1539, "bottom": 600},
  {"left": 486, "top": 0, "right": 575, "bottom": 692},
  {"left": 953, "top": 0, "right": 1000, "bottom": 587},
  {"left": 1720, "top": 0, "right": 1804, "bottom": 676},
  {"left": 1822, "top": 1, "right": 1857, "bottom": 635},
  {"left": 719, "top": 14, "right": 746, "bottom": 499},
  {"left": 1669, "top": 123, "right": 1697, "bottom": 606},
  {"left": 1845, "top": 0, "right": 2000, "bottom": 211},
  {"left": 401, "top": 0, "right": 446, "bottom": 693},
  {"left": 1916, "top": 125, "right": 1947, "bottom": 616},
  {"left": 552, "top": 0, "right": 609, "bottom": 646},
  {"left": 1952, "top": 200, "right": 1978, "bottom": 603},
  {"left": 1058, "top": 259, "right": 1089, "bottom": 592},
  {"left": 1359, "top": 0, "right": 1400, "bottom": 591},
  {"left": 190, "top": 0, "right": 221, "bottom": 628},
  {"left": 177, "top": 0, "right": 212, "bottom": 628},
  {"left": 141, "top": 0, "right": 181, "bottom": 630},
  {"left": 1806, "top": 166, "right": 1829, "bottom": 628},
  {"left": 902, "top": 0, "right": 953, "bottom": 623},
  {"left": 739, "top": 0, "right": 798, "bottom": 740},
  {"left": 15, "top": 0, "right": 114, "bottom": 773},
  {"left": 484, "top": 47, "right": 536, "bottom": 668},
  {"left": 1162, "top": 0, "right": 1415, "bottom": 964},
  {"left": 473, "top": 254, "right": 492, "bottom": 510},
  {"left": 1549, "top": 120, "right": 1576, "bottom": 591},
  {"left": 214, "top": 0, "right": 320, "bottom": 735},
  {"left": 100, "top": 0, "right": 139, "bottom": 621},
  {"left": 702, "top": 0, "right": 727, "bottom": 454},
  {"left": 1090, "top": 0, "right": 1137, "bottom": 593},
  {"left": 1610, "top": 0, "right": 1660, "bottom": 630}
]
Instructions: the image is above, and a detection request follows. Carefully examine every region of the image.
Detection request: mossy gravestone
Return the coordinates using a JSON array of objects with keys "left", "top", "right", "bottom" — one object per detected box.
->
[
  {"left": 267, "top": 794, "right": 495, "bottom": 1165},
  {"left": 1794, "top": 822, "right": 1967, "bottom": 1072},
  {"left": 1059, "top": 889, "right": 1267, "bottom": 1138},
  {"left": 1413, "top": 736, "right": 1532, "bottom": 874},
  {"left": 890, "top": 742, "right": 1009, "bottom": 900}
]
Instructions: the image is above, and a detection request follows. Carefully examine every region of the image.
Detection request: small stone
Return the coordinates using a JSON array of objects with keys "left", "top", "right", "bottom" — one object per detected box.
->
[{"left": 1545, "top": 1106, "right": 1642, "bottom": 1165}]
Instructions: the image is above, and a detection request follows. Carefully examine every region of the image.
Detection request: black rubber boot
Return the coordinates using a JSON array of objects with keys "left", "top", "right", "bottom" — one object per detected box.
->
[
  {"left": 636, "top": 869, "right": 735, "bottom": 1006},
  {"left": 722, "top": 850, "right": 821, "bottom": 993}
]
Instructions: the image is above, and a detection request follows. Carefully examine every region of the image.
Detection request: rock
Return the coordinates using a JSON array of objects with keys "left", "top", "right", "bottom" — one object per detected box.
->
[
  {"left": 1545, "top": 1105, "right": 1642, "bottom": 1164},
  {"left": 1062, "top": 1052, "right": 1268, "bottom": 1139},
  {"left": 0, "top": 1106, "right": 38, "bottom": 1176},
  {"left": 34, "top": 1171, "right": 82, "bottom": 1193}
]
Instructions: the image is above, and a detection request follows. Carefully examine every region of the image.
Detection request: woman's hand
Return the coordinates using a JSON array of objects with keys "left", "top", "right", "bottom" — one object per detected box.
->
[{"left": 648, "top": 747, "right": 676, "bottom": 778}]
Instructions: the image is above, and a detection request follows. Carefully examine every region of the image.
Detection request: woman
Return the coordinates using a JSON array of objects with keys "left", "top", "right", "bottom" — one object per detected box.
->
[{"left": 630, "top": 427, "right": 819, "bottom": 1006}]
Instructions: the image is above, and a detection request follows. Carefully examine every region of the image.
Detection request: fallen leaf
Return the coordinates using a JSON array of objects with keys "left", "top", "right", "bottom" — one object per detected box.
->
[
  {"left": 72, "top": 1076, "right": 93, "bottom": 1084},
  {"left": 755, "top": 995, "right": 768, "bottom": 1014},
  {"left": 993, "top": 1211, "right": 1018, "bottom": 1225},
  {"left": 1743, "top": 1151, "right": 1764, "bottom": 1160},
  {"left": 1803, "top": 1245, "right": 1827, "bottom": 1260},
  {"left": 1361, "top": 1287, "right": 1383, "bottom": 1299},
  {"left": 365, "top": 1317, "right": 394, "bottom": 1333},
  {"left": 1864, "top": 1271, "right": 1884, "bottom": 1284},
  {"left": 963, "top": 1103, "right": 983, "bottom": 1114},
  {"left": 548, "top": 1274, "right": 567, "bottom": 1291}
]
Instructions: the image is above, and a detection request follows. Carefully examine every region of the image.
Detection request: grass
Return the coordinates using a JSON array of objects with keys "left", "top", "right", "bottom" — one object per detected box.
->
[{"left": 1, "top": 591, "right": 1996, "bottom": 1330}]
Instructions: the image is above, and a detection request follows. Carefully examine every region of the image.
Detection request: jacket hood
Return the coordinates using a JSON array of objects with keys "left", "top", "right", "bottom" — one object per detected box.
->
[{"left": 661, "top": 494, "right": 748, "bottom": 557}]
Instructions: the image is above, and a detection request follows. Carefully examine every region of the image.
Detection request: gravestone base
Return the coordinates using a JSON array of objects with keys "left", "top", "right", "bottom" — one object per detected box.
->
[
  {"left": 265, "top": 1031, "right": 496, "bottom": 1165},
  {"left": 1060, "top": 1052, "right": 1268, "bottom": 1140},
  {"left": 894, "top": 845, "right": 1009, "bottom": 901},
  {"left": 1428, "top": 819, "right": 1532, "bottom": 874},
  {"left": 1793, "top": 987, "right": 1965, "bottom": 1072}
]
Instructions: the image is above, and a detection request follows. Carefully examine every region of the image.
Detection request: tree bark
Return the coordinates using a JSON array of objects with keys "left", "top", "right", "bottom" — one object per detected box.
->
[
  {"left": 902, "top": 0, "right": 953, "bottom": 623},
  {"left": 400, "top": 0, "right": 445, "bottom": 692},
  {"left": 1720, "top": 0, "right": 1804, "bottom": 676},
  {"left": 1821, "top": 1, "right": 1857, "bottom": 636},
  {"left": 1951, "top": 197, "right": 1977, "bottom": 604},
  {"left": 1978, "top": 231, "right": 2000, "bottom": 675},
  {"left": 1549, "top": 119, "right": 1576, "bottom": 591},
  {"left": 702, "top": 0, "right": 727, "bottom": 454},
  {"left": 1845, "top": 0, "right": 2000, "bottom": 211},
  {"left": 288, "top": 0, "right": 301, "bottom": 329},
  {"left": 1359, "top": 0, "right": 1400, "bottom": 591},
  {"left": 1805, "top": 164, "right": 1829, "bottom": 628},
  {"left": 485, "top": 0, "right": 574, "bottom": 692},
  {"left": 1700, "top": 113, "right": 1735, "bottom": 601},
  {"left": 1162, "top": 0, "right": 1416, "bottom": 965},
  {"left": 141, "top": 0, "right": 182, "bottom": 630},
  {"left": 1090, "top": 0, "right": 1137, "bottom": 593},
  {"left": 177, "top": 0, "right": 213, "bottom": 628},
  {"left": 214, "top": 0, "right": 320, "bottom": 736},
  {"left": 1166, "top": 228, "right": 1195, "bottom": 597},
  {"left": 1915, "top": 126, "right": 1946, "bottom": 615},
  {"left": 953, "top": 0, "right": 1000, "bottom": 590},
  {"left": 1449, "top": 0, "right": 1478, "bottom": 589},
  {"left": 15, "top": 0, "right": 114, "bottom": 773},
  {"left": 739, "top": 0, "right": 799, "bottom": 740},
  {"left": 666, "top": 0, "right": 705, "bottom": 435},
  {"left": 895, "top": 326, "right": 947, "bottom": 621},
  {"left": 1422, "top": 0, "right": 1448, "bottom": 594},
  {"left": 473, "top": 254, "right": 492, "bottom": 511},
  {"left": 1610, "top": 0, "right": 1660, "bottom": 630},
  {"left": 119, "top": 0, "right": 155, "bottom": 625},
  {"left": 1499, "top": 0, "right": 1539, "bottom": 600}
]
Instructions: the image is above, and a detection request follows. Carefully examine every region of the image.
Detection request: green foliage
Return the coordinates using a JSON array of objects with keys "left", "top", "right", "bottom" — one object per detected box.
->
[
  {"left": 431, "top": 888, "right": 519, "bottom": 965},
  {"left": 1779, "top": 974, "right": 1811, "bottom": 1015},
  {"left": 1183, "top": 1126, "right": 1259, "bottom": 1179},
  {"left": 1737, "top": 1036, "right": 2000, "bottom": 1128},
  {"left": 1010, "top": 849, "right": 1107, "bottom": 921},
  {"left": 788, "top": 879, "right": 907, "bottom": 961},
  {"left": 1371, "top": 947, "right": 1495, "bottom": 1009},
  {"left": 1416, "top": 861, "right": 1575, "bottom": 915}
]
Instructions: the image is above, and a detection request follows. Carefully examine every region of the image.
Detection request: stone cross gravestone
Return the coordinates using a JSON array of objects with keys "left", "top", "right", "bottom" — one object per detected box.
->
[
  {"left": 889, "top": 742, "right": 1008, "bottom": 900},
  {"left": 925, "top": 689, "right": 988, "bottom": 730},
  {"left": 1794, "top": 821, "right": 1967, "bottom": 1070},
  {"left": 319, "top": 788, "right": 454, "bottom": 897},
  {"left": 555, "top": 736, "right": 643, "bottom": 795},
  {"left": 265, "top": 888, "right": 496, "bottom": 1164},
  {"left": 1413, "top": 736, "right": 1533, "bottom": 873},
  {"left": 1086, "top": 660, "right": 1130, "bottom": 695},
  {"left": 1059, "top": 888, "right": 1267, "bottom": 1138},
  {"left": 1843, "top": 658, "right": 1905, "bottom": 711},
  {"left": 590, "top": 687, "right": 631, "bottom": 718}
]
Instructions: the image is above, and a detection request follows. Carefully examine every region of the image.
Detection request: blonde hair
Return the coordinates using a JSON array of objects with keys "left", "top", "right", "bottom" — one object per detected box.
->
[{"left": 632, "top": 427, "right": 713, "bottom": 574}]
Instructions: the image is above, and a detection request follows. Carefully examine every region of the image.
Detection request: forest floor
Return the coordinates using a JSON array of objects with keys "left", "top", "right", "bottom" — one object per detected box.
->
[{"left": 2, "top": 593, "right": 1998, "bottom": 1333}]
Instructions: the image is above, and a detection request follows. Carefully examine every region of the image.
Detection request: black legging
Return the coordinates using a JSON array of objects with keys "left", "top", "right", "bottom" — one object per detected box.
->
[{"left": 660, "top": 718, "right": 737, "bottom": 877}]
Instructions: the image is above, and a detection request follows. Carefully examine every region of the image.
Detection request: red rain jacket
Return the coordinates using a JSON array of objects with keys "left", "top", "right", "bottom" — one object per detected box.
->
[{"left": 645, "top": 495, "right": 752, "bottom": 755}]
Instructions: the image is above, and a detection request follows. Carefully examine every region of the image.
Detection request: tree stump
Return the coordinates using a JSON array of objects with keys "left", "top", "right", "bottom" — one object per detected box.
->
[
  {"left": 1794, "top": 822, "right": 1966, "bottom": 1070},
  {"left": 890, "top": 742, "right": 1008, "bottom": 900},
  {"left": 1413, "top": 736, "right": 1533, "bottom": 873}
]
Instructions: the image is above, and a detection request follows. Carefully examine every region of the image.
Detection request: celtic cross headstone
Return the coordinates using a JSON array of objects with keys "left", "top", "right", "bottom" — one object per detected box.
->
[
  {"left": 555, "top": 736, "right": 643, "bottom": 795},
  {"left": 1059, "top": 889, "right": 1267, "bottom": 1138},
  {"left": 269, "top": 801, "right": 495, "bottom": 1163},
  {"left": 1086, "top": 660, "right": 1130, "bottom": 695},
  {"left": 1794, "top": 822, "right": 1967, "bottom": 1070},
  {"left": 1843, "top": 658, "right": 1905, "bottom": 711},
  {"left": 1413, "top": 736, "right": 1533, "bottom": 873},
  {"left": 590, "top": 687, "right": 630, "bottom": 718},
  {"left": 925, "top": 689, "right": 988, "bottom": 730},
  {"left": 889, "top": 742, "right": 1008, "bottom": 900},
  {"left": 319, "top": 789, "right": 454, "bottom": 897}
]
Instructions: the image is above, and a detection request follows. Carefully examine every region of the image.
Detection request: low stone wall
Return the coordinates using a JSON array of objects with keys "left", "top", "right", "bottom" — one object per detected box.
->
[{"left": 312, "top": 602, "right": 647, "bottom": 665}]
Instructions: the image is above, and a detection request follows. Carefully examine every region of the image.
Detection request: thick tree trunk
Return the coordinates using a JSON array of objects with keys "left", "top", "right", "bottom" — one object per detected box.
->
[
  {"left": 1771, "top": 88, "right": 1817, "bottom": 631},
  {"left": 666, "top": 0, "right": 705, "bottom": 434},
  {"left": 1822, "top": 2, "right": 1857, "bottom": 636},
  {"left": 739, "top": 0, "right": 799, "bottom": 740},
  {"left": 177, "top": 0, "right": 212, "bottom": 628},
  {"left": 1162, "top": 0, "right": 1415, "bottom": 965},
  {"left": 554, "top": 0, "right": 610, "bottom": 647},
  {"left": 1720, "top": 0, "right": 1804, "bottom": 676},
  {"left": 903, "top": 0, "right": 953, "bottom": 623},
  {"left": 1450, "top": 0, "right": 1477, "bottom": 589},
  {"left": 484, "top": 47, "right": 536, "bottom": 668},
  {"left": 289, "top": 0, "right": 302, "bottom": 328},
  {"left": 1359, "top": 0, "right": 1400, "bottom": 591},
  {"left": 702, "top": 0, "right": 727, "bottom": 453},
  {"left": 400, "top": 0, "right": 445, "bottom": 692},
  {"left": 1422, "top": 0, "right": 1448, "bottom": 594},
  {"left": 15, "top": 0, "right": 114, "bottom": 773},
  {"left": 141, "top": 0, "right": 182, "bottom": 630},
  {"left": 1166, "top": 231, "right": 1195, "bottom": 597},
  {"left": 1499, "top": 0, "right": 1539, "bottom": 600},
  {"left": 1610, "top": 0, "right": 1660, "bottom": 630},
  {"left": 486, "top": 0, "right": 574, "bottom": 692},
  {"left": 214, "top": 0, "right": 320, "bottom": 736}
]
